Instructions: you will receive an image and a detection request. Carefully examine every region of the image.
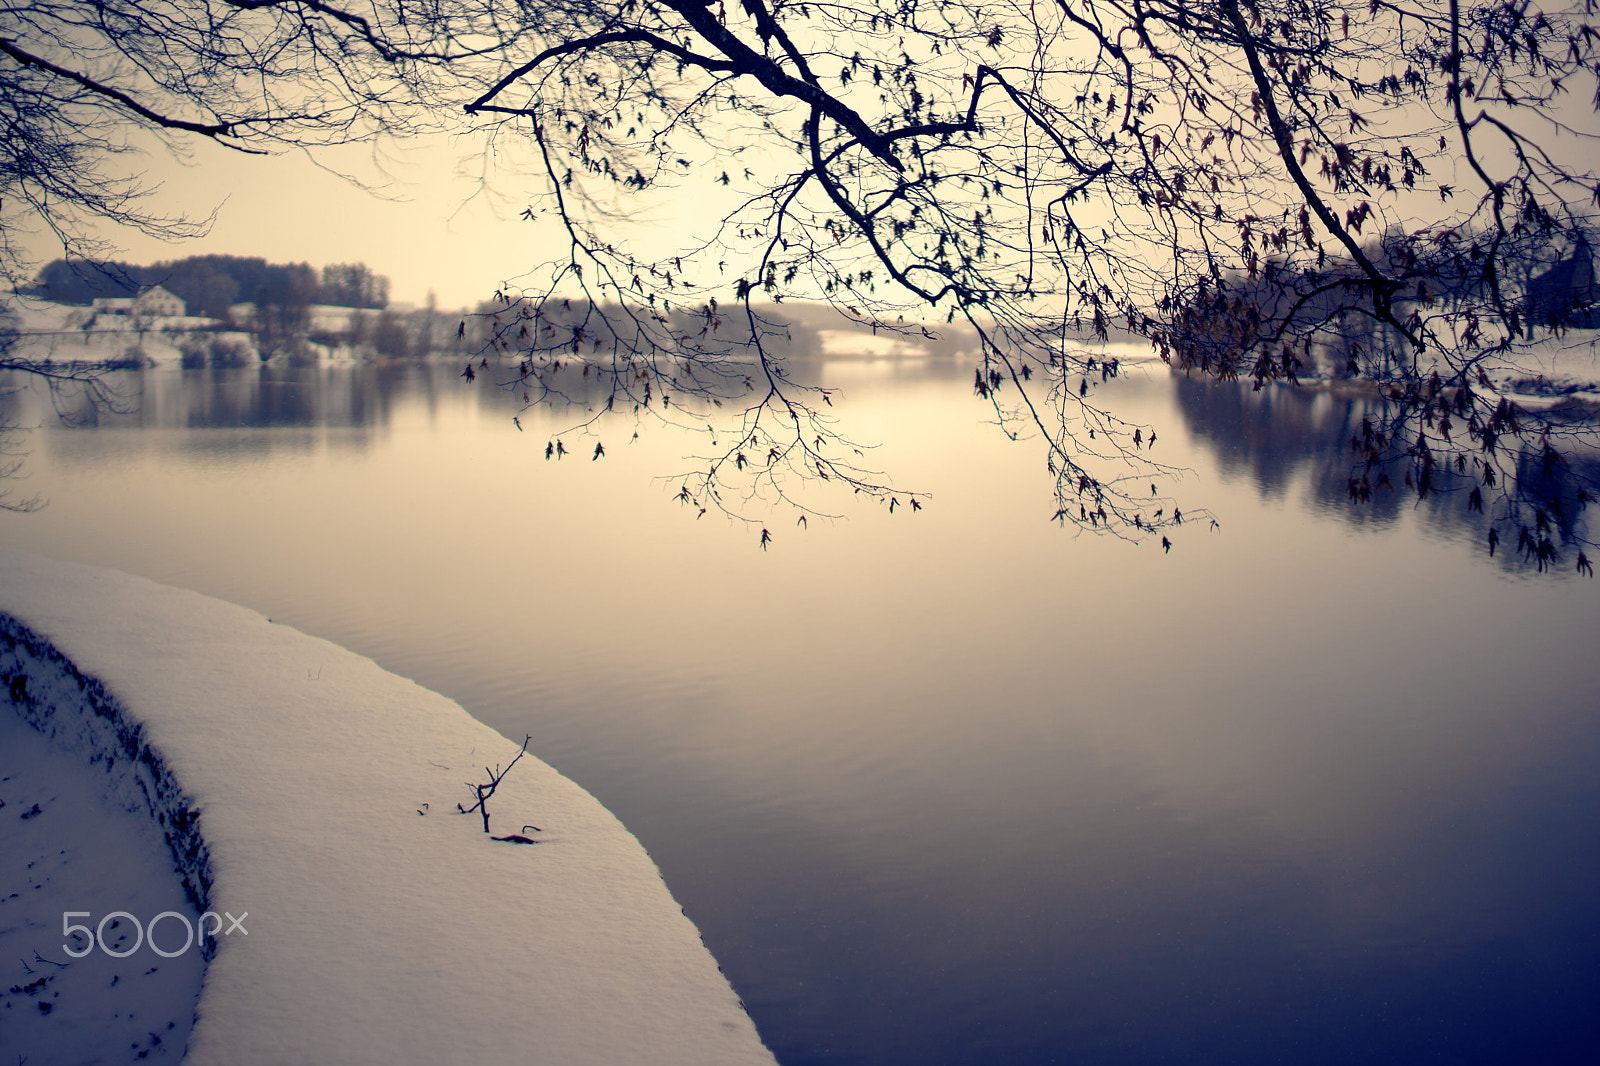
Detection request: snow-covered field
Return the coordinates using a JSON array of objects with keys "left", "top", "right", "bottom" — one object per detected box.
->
[
  {"left": 1493, "top": 329, "right": 1600, "bottom": 398},
  {"left": 0, "top": 547, "right": 775, "bottom": 1065},
  {"left": 0, "top": 295, "right": 252, "bottom": 368}
]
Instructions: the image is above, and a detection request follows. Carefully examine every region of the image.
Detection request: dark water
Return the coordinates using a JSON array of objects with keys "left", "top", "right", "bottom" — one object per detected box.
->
[{"left": 2, "top": 358, "right": 1598, "bottom": 1065}]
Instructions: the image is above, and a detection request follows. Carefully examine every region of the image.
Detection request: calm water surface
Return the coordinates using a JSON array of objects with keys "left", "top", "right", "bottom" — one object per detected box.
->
[{"left": 2, "top": 358, "right": 1597, "bottom": 1065}]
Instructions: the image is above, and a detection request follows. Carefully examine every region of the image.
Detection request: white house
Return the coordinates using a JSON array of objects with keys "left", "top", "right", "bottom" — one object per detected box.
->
[{"left": 92, "top": 285, "right": 187, "bottom": 318}]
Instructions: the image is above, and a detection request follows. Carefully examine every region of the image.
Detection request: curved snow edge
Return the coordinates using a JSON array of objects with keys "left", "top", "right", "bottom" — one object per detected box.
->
[
  {"left": 0, "top": 611, "right": 214, "bottom": 947},
  {"left": 0, "top": 548, "right": 776, "bottom": 1066}
]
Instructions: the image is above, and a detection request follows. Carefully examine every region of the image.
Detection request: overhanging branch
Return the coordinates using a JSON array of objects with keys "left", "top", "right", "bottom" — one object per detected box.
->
[{"left": 0, "top": 38, "right": 269, "bottom": 151}]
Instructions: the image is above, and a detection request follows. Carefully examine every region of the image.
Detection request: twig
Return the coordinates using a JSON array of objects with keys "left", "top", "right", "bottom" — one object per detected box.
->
[{"left": 456, "top": 735, "right": 532, "bottom": 834}]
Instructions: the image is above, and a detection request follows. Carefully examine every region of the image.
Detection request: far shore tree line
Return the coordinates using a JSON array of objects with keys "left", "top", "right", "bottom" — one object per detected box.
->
[
  {"left": 20, "top": 229, "right": 1596, "bottom": 373},
  {"left": 23, "top": 255, "right": 1008, "bottom": 363},
  {"left": 14, "top": 249, "right": 1007, "bottom": 363},
  {"left": 20, "top": 255, "right": 436, "bottom": 359},
  {"left": 27, "top": 255, "right": 391, "bottom": 318},
  {"left": 1166, "top": 220, "right": 1600, "bottom": 386}
]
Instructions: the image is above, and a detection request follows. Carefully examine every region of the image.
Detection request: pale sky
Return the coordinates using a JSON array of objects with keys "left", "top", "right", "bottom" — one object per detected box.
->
[{"left": 19, "top": 129, "right": 609, "bottom": 310}]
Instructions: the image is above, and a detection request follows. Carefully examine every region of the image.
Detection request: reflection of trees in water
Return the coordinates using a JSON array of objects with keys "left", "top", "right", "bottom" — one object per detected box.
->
[
  {"left": 27, "top": 363, "right": 478, "bottom": 430},
  {"left": 0, "top": 384, "right": 41, "bottom": 513},
  {"left": 170, "top": 366, "right": 314, "bottom": 428},
  {"left": 1171, "top": 374, "right": 1417, "bottom": 541},
  {"left": 1173, "top": 375, "right": 1600, "bottom": 572},
  {"left": 1482, "top": 434, "right": 1600, "bottom": 569}
]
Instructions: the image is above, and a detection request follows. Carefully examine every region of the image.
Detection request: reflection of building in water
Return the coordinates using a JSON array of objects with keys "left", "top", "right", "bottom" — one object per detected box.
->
[
  {"left": 1170, "top": 374, "right": 1600, "bottom": 572},
  {"left": 29, "top": 362, "right": 493, "bottom": 436},
  {"left": 91, "top": 286, "right": 187, "bottom": 318}
]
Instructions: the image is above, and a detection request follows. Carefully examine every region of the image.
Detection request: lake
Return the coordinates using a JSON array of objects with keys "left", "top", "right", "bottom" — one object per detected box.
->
[{"left": 2, "top": 356, "right": 1598, "bottom": 1065}]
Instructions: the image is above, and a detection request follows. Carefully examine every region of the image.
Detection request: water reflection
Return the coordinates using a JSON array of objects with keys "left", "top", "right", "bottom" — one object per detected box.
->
[
  {"left": 1, "top": 361, "right": 533, "bottom": 432},
  {"left": 1171, "top": 374, "right": 1600, "bottom": 572}
]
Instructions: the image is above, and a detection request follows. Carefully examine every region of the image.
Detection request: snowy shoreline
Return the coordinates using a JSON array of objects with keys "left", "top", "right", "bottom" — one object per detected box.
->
[{"left": 0, "top": 547, "right": 775, "bottom": 1065}]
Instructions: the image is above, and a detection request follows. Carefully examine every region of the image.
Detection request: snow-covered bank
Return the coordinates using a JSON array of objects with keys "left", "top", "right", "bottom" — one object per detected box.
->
[
  {"left": 0, "top": 690, "right": 206, "bottom": 1065},
  {"left": 0, "top": 295, "right": 247, "bottom": 368},
  {"left": 0, "top": 547, "right": 775, "bottom": 1065}
]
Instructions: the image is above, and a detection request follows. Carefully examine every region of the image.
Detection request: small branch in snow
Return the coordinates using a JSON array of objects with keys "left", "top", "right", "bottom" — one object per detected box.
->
[{"left": 457, "top": 735, "right": 534, "bottom": 835}]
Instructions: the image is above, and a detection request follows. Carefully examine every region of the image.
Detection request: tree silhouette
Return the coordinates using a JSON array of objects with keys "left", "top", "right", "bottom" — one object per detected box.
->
[{"left": 4, "top": 0, "right": 1600, "bottom": 558}]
